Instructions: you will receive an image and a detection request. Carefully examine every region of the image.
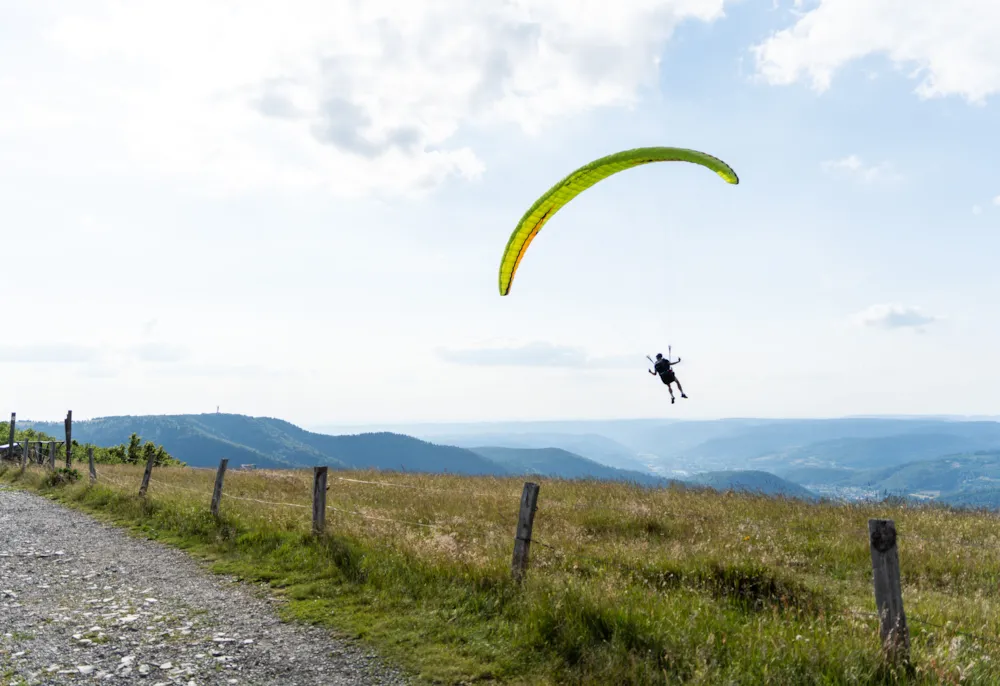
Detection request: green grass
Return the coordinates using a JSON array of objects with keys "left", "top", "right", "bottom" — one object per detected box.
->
[{"left": 3, "top": 462, "right": 1000, "bottom": 684}]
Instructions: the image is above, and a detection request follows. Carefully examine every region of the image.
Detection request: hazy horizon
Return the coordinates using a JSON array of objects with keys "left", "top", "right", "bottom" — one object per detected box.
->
[{"left": 20, "top": 409, "right": 1000, "bottom": 432}]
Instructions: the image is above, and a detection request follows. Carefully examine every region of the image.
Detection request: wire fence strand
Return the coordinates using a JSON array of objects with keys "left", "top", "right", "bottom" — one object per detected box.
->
[
  {"left": 330, "top": 475, "right": 519, "bottom": 500},
  {"left": 842, "top": 610, "right": 1000, "bottom": 648},
  {"left": 143, "top": 472, "right": 451, "bottom": 525}
]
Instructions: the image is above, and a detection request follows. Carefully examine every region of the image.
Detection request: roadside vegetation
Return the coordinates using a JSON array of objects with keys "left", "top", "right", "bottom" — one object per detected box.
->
[
  {"left": 0, "top": 425, "right": 183, "bottom": 466},
  {"left": 3, "top": 462, "right": 999, "bottom": 684}
]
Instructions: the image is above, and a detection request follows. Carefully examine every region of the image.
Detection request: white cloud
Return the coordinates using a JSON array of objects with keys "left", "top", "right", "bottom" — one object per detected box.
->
[
  {"left": 78, "top": 214, "right": 117, "bottom": 237},
  {"left": 751, "top": 0, "right": 1000, "bottom": 104},
  {"left": 993, "top": 195, "right": 1000, "bottom": 206},
  {"left": 149, "top": 362, "right": 294, "bottom": 378},
  {"left": 822, "top": 154, "right": 901, "bottom": 184},
  {"left": 8, "top": 0, "right": 731, "bottom": 197},
  {"left": 973, "top": 205, "right": 983, "bottom": 215},
  {"left": 0, "top": 340, "right": 185, "bottom": 366},
  {"left": 436, "top": 341, "right": 634, "bottom": 368},
  {"left": 0, "top": 344, "right": 100, "bottom": 364},
  {"left": 0, "top": 338, "right": 297, "bottom": 381},
  {"left": 852, "top": 304, "right": 939, "bottom": 331},
  {"left": 129, "top": 342, "right": 188, "bottom": 363}
]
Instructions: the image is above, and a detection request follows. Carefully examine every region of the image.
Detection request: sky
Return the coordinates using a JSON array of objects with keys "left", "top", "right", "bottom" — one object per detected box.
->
[{"left": 3, "top": 0, "right": 1000, "bottom": 426}]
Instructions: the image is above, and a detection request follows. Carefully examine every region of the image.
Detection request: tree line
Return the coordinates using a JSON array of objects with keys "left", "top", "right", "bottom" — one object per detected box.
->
[{"left": 0, "top": 424, "right": 184, "bottom": 467}]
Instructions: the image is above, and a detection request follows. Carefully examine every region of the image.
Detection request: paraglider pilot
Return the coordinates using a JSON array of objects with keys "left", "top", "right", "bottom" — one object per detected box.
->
[{"left": 649, "top": 353, "right": 688, "bottom": 404}]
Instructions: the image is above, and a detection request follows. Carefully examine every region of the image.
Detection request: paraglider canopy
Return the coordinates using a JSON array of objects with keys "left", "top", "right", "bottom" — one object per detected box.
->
[{"left": 497, "top": 146, "right": 739, "bottom": 296}]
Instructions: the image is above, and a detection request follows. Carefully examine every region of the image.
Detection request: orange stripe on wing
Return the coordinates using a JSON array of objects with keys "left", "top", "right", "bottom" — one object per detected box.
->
[{"left": 505, "top": 205, "right": 553, "bottom": 294}]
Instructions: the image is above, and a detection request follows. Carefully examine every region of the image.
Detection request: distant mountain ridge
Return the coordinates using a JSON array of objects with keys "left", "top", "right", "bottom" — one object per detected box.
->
[
  {"left": 468, "top": 446, "right": 672, "bottom": 487},
  {"left": 312, "top": 416, "right": 1000, "bottom": 507},
  {"left": 23, "top": 414, "right": 504, "bottom": 475},
  {"left": 20, "top": 414, "right": 672, "bottom": 485},
  {"left": 686, "top": 470, "right": 819, "bottom": 501},
  {"left": 802, "top": 450, "right": 1000, "bottom": 508},
  {"left": 332, "top": 416, "right": 1000, "bottom": 473},
  {"left": 25, "top": 413, "right": 1000, "bottom": 507},
  {"left": 435, "top": 432, "right": 653, "bottom": 473}
]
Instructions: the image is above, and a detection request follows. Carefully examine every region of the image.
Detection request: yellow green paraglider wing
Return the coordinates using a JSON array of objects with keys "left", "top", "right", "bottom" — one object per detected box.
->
[{"left": 498, "top": 146, "right": 739, "bottom": 295}]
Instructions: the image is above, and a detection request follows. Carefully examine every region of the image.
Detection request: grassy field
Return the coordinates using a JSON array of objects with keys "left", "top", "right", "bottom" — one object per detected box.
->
[{"left": 3, "top": 462, "right": 1000, "bottom": 684}]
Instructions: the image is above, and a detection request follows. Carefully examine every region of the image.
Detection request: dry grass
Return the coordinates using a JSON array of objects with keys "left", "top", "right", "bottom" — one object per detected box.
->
[{"left": 4, "top": 461, "right": 1000, "bottom": 684}]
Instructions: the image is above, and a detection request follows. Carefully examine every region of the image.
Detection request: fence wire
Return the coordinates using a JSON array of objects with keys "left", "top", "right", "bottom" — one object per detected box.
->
[
  {"left": 142, "top": 470, "right": 451, "bottom": 527},
  {"left": 844, "top": 610, "right": 1000, "bottom": 648}
]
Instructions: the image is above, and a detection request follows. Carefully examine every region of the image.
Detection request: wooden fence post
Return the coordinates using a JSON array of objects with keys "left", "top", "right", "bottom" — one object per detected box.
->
[
  {"left": 139, "top": 451, "right": 156, "bottom": 497},
  {"left": 511, "top": 482, "right": 540, "bottom": 582},
  {"left": 869, "top": 518, "right": 909, "bottom": 663},
  {"left": 88, "top": 446, "right": 96, "bottom": 484},
  {"left": 312, "top": 466, "right": 328, "bottom": 535},
  {"left": 20, "top": 439, "right": 27, "bottom": 473},
  {"left": 48, "top": 443, "right": 55, "bottom": 470},
  {"left": 64, "top": 410, "right": 72, "bottom": 468},
  {"left": 7, "top": 412, "right": 14, "bottom": 462},
  {"left": 211, "top": 458, "right": 229, "bottom": 518}
]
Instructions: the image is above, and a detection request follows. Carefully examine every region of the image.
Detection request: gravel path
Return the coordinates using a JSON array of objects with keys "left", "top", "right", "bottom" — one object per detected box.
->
[{"left": 0, "top": 487, "right": 410, "bottom": 686}]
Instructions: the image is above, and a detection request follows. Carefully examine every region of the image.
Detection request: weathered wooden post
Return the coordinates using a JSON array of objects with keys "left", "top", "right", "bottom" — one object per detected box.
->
[
  {"left": 869, "top": 518, "right": 909, "bottom": 664},
  {"left": 511, "top": 482, "right": 540, "bottom": 582},
  {"left": 211, "top": 458, "right": 228, "bottom": 518},
  {"left": 48, "top": 442, "right": 55, "bottom": 470},
  {"left": 64, "top": 410, "right": 72, "bottom": 468},
  {"left": 312, "top": 466, "right": 328, "bottom": 535},
  {"left": 88, "top": 446, "right": 96, "bottom": 484},
  {"left": 139, "top": 449, "right": 156, "bottom": 497},
  {"left": 20, "top": 438, "right": 27, "bottom": 473},
  {"left": 6, "top": 412, "right": 14, "bottom": 462}
]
